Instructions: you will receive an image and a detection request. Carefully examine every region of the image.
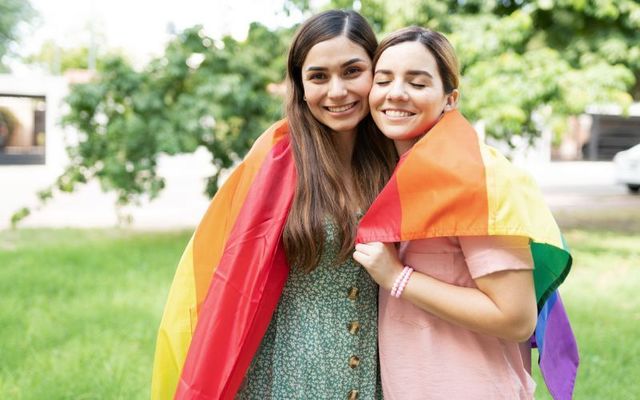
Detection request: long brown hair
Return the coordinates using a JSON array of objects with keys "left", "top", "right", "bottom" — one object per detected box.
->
[
  {"left": 283, "top": 10, "right": 396, "bottom": 272},
  {"left": 373, "top": 27, "right": 459, "bottom": 94}
]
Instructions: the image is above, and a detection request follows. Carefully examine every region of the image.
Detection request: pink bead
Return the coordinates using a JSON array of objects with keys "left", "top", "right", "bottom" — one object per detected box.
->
[
  {"left": 391, "top": 266, "right": 412, "bottom": 297},
  {"left": 394, "top": 267, "right": 414, "bottom": 298}
]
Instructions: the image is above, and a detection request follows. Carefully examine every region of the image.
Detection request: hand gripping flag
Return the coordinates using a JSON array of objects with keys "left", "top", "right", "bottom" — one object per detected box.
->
[
  {"left": 356, "top": 110, "right": 579, "bottom": 400},
  {"left": 151, "top": 120, "right": 295, "bottom": 399}
]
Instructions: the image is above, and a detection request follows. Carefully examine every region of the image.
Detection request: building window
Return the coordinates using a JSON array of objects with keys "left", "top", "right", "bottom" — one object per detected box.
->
[{"left": 0, "top": 95, "right": 46, "bottom": 165}]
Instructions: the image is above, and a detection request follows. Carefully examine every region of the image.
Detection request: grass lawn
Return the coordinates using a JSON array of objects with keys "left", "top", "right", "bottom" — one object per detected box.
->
[
  {"left": 0, "top": 229, "right": 188, "bottom": 399},
  {"left": 1, "top": 221, "right": 639, "bottom": 399},
  {"left": 531, "top": 229, "right": 640, "bottom": 399}
]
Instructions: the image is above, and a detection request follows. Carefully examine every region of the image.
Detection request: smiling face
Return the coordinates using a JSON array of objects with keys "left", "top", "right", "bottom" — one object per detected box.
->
[
  {"left": 369, "top": 41, "right": 458, "bottom": 153},
  {"left": 301, "top": 35, "right": 373, "bottom": 137}
]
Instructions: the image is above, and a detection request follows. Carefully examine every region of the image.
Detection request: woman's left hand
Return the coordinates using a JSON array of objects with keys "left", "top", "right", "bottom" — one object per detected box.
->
[{"left": 353, "top": 242, "right": 404, "bottom": 291}]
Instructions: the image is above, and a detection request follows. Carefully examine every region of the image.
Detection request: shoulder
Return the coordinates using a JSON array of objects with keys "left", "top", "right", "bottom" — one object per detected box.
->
[{"left": 457, "top": 236, "right": 534, "bottom": 279}]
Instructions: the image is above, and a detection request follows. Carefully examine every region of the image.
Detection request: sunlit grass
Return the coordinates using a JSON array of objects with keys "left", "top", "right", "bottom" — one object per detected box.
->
[
  {"left": 532, "top": 229, "right": 640, "bottom": 399},
  {"left": 0, "top": 229, "right": 188, "bottom": 400}
]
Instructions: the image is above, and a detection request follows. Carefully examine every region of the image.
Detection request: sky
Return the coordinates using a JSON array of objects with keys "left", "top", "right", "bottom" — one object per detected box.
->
[{"left": 19, "top": 0, "right": 307, "bottom": 68}]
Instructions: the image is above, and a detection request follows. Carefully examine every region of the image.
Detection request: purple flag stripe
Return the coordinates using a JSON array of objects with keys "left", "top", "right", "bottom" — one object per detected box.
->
[{"left": 537, "top": 292, "right": 579, "bottom": 400}]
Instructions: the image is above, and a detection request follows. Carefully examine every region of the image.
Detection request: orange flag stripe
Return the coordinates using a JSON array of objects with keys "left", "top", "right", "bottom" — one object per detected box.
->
[{"left": 397, "top": 111, "right": 489, "bottom": 240}]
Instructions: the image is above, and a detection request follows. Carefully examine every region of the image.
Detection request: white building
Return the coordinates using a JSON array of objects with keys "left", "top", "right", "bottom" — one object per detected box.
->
[{"left": 0, "top": 73, "right": 212, "bottom": 230}]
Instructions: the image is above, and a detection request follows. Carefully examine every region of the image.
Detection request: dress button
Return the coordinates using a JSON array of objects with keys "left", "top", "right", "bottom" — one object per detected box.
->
[
  {"left": 347, "top": 389, "right": 359, "bottom": 400},
  {"left": 348, "top": 321, "right": 361, "bottom": 335},
  {"left": 349, "top": 355, "right": 360, "bottom": 369},
  {"left": 347, "top": 286, "right": 359, "bottom": 300}
]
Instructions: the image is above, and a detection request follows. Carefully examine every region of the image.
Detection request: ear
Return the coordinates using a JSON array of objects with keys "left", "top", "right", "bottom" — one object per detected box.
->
[{"left": 443, "top": 89, "right": 460, "bottom": 112}]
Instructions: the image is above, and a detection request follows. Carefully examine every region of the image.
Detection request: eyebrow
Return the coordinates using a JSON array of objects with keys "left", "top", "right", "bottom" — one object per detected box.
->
[
  {"left": 305, "top": 58, "right": 366, "bottom": 72},
  {"left": 374, "top": 69, "right": 434, "bottom": 79}
]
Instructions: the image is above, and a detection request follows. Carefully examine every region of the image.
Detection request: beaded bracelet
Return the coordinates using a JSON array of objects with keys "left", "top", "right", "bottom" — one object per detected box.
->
[
  {"left": 389, "top": 268, "right": 406, "bottom": 297},
  {"left": 390, "top": 266, "right": 414, "bottom": 298},
  {"left": 394, "top": 267, "right": 414, "bottom": 298}
]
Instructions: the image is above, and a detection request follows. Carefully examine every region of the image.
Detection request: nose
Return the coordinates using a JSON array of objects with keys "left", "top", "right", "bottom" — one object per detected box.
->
[
  {"left": 387, "top": 80, "right": 408, "bottom": 102},
  {"left": 328, "top": 77, "right": 348, "bottom": 99}
]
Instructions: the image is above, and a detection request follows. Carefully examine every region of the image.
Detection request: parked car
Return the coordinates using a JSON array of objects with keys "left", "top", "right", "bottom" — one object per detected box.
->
[{"left": 613, "top": 143, "right": 640, "bottom": 194}]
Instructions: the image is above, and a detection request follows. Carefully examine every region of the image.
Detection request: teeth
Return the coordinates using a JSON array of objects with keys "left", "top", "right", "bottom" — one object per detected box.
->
[
  {"left": 327, "top": 103, "right": 355, "bottom": 112},
  {"left": 385, "top": 110, "right": 413, "bottom": 117}
]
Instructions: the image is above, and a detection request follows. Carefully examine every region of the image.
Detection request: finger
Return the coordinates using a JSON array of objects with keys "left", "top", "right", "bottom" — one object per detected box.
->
[
  {"left": 352, "top": 250, "right": 369, "bottom": 266},
  {"left": 370, "top": 242, "right": 388, "bottom": 254},
  {"left": 354, "top": 243, "right": 372, "bottom": 255}
]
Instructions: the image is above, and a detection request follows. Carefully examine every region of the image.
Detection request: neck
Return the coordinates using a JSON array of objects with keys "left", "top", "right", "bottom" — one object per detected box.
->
[
  {"left": 332, "top": 129, "right": 360, "bottom": 210},
  {"left": 332, "top": 129, "right": 357, "bottom": 169}
]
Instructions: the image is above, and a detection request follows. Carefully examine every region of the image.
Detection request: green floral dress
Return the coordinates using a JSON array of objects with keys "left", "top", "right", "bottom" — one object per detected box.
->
[{"left": 236, "top": 221, "right": 382, "bottom": 400}]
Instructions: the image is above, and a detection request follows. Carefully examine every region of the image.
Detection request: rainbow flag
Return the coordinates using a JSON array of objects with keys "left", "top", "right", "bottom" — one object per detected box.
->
[
  {"left": 356, "top": 110, "right": 578, "bottom": 399},
  {"left": 152, "top": 111, "right": 578, "bottom": 399},
  {"left": 151, "top": 120, "right": 295, "bottom": 399}
]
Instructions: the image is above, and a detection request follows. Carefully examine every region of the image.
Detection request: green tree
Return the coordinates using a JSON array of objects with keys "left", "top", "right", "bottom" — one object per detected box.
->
[
  {"left": 500, "top": 0, "right": 640, "bottom": 99},
  {"left": 0, "top": 0, "right": 35, "bottom": 71},
  {"left": 297, "top": 0, "right": 637, "bottom": 142},
  {"left": 19, "top": 23, "right": 289, "bottom": 222}
]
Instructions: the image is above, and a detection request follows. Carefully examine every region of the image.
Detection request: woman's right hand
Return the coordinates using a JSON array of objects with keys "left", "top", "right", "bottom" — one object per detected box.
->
[{"left": 353, "top": 242, "right": 404, "bottom": 291}]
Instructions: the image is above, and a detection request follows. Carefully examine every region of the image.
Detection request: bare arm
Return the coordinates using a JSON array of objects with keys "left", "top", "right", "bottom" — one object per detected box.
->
[{"left": 353, "top": 241, "right": 537, "bottom": 342}]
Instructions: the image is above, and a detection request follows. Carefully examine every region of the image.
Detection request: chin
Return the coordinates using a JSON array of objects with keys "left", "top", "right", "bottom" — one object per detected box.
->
[
  {"left": 377, "top": 126, "right": 411, "bottom": 140},
  {"left": 331, "top": 124, "right": 359, "bottom": 134},
  {"left": 325, "top": 119, "right": 361, "bottom": 134}
]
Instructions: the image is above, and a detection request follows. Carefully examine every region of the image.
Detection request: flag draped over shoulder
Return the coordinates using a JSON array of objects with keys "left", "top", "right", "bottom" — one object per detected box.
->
[
  {"left": 356, "top": 110, "right": 579, "bottom": 400},
  {"left": 151, "top": 120, "right": 295, "bottom": 400},
  {"left": 152, "top": 111, "right": 578, "bottom": 400}
]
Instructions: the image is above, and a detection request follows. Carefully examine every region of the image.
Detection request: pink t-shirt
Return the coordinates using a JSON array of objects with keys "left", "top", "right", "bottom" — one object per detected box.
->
[{"left": 379, "top": 236, "right": 536, "bottom": 400}]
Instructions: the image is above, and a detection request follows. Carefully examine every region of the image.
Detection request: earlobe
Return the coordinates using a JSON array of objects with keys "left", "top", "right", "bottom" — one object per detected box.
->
[{"left": 444, "top": 89, "right": 460, "bottom": 111}]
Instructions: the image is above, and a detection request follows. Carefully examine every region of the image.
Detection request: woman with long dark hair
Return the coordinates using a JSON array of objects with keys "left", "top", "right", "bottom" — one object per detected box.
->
[
  {"left": 236, "top": 10, "right": 395, "bottom": 399},
  {"left": 152, "top": 10, "right": 396, "bottom": 400}
]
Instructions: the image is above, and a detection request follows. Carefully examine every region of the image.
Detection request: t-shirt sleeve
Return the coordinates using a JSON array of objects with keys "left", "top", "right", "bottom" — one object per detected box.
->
[{"left": 458, "top": 235, "right": 534, "bottom": 279}]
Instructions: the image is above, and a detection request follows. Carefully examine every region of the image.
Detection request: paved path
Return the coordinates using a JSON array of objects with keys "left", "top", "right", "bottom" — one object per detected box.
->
[{"left": 530, "top": 162, "right": 640, "bottom": 212}]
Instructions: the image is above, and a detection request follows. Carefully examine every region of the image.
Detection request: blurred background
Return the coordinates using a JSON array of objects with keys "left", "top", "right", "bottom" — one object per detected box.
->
[{"left": 0, "top": 0, "right": 639, "bottom": 399}]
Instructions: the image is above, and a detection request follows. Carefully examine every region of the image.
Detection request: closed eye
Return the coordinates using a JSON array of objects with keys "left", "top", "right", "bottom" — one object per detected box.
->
[{"left": 374, "top": 80, "right": 391, "bottom": 85}]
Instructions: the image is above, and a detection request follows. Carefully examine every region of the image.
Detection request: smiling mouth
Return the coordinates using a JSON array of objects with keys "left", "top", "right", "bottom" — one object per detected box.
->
[
  {"left": 325, "top": 102, "right": 357, "bottom": 113},
  {"left": 383, "top": 109, "right": 415, "bottom": 118}
]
